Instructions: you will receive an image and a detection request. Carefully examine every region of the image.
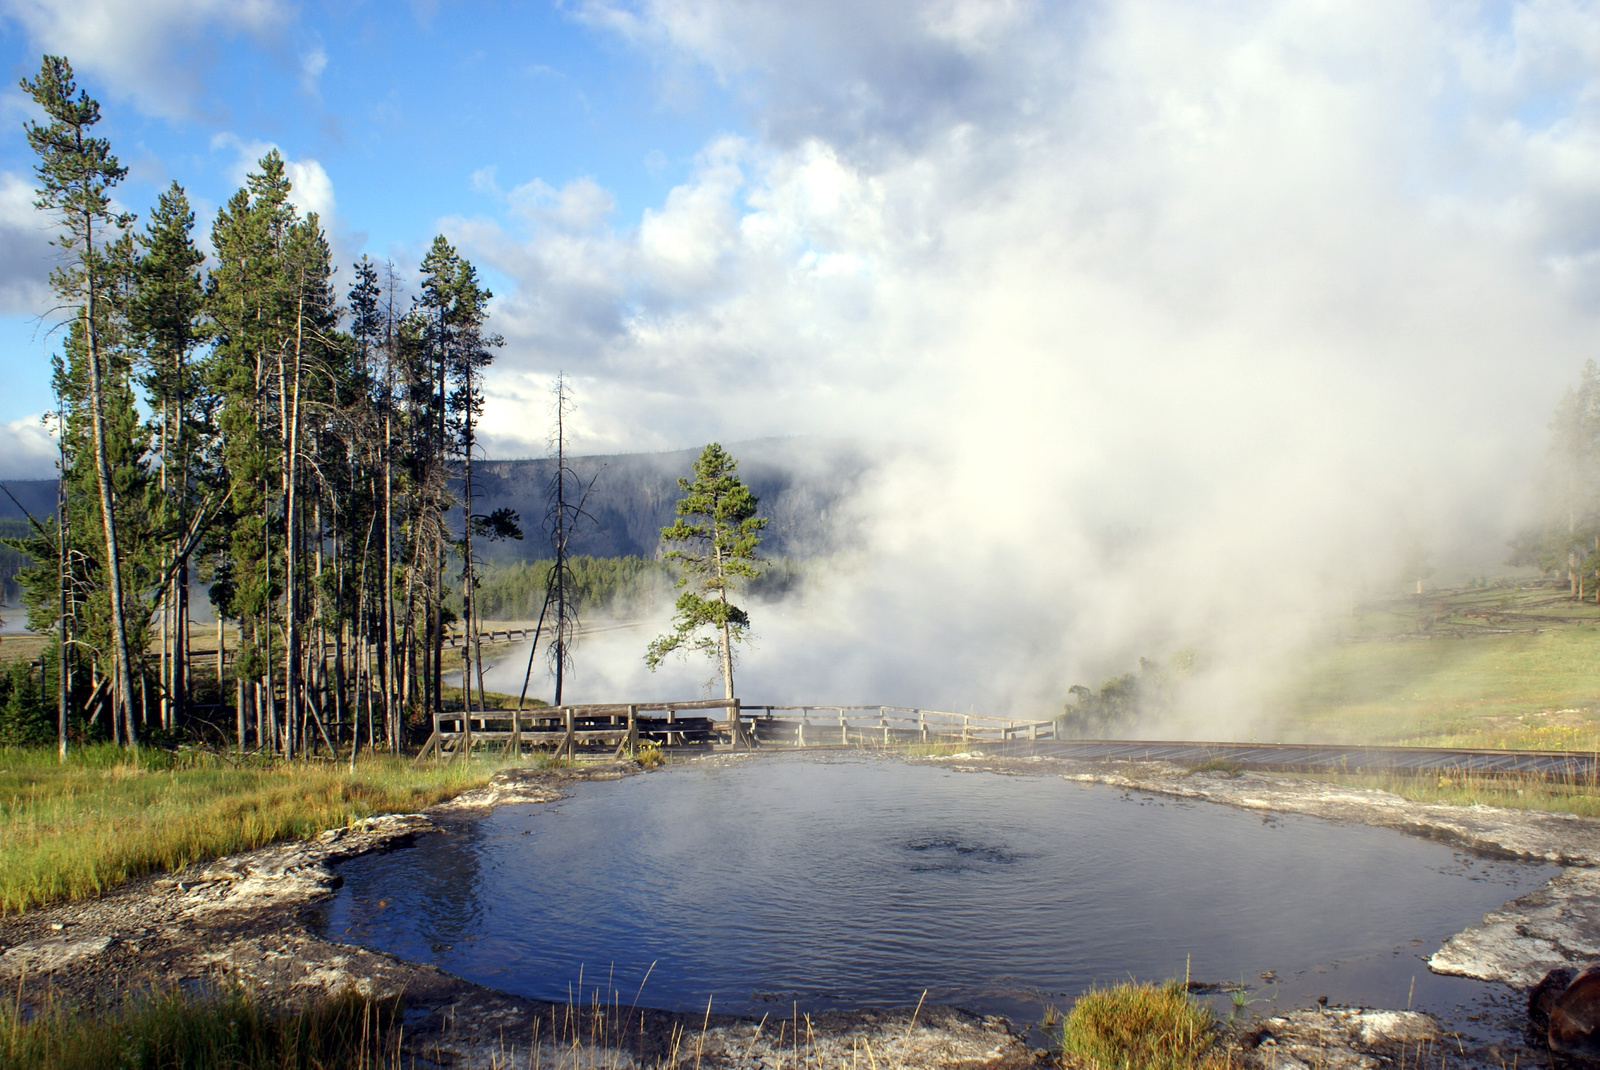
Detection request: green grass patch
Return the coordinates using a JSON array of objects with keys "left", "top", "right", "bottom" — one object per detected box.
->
[
  {"left": 1267, "top": 585, "right": 1600, "bottom": 748},
  {"left": 898, "top": 741, "right": 977, "bottom": 757},
  {"left": 1187, "top": 759, "right": 1243, "bottom": 778},
  {"left": 0, "top": 985, "right": 401, "bottom": 1070},
  {"left": 0, "top": 745, "right": 513, "bottom": 915},
  {"left": 1308, "top": 770, "right": 1600, "bottom": 817},
  {"left": 1057, "top": 981, "right": 1231, "bottom": 1070}
]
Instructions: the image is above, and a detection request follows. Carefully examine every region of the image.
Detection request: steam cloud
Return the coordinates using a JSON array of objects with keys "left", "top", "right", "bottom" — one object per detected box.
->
[
  {"left": 4, "top": 0, "right": 1593, "bottom": 733},
  {"left": 481, "top": 0, "right": 1600, "bottom": 734}
]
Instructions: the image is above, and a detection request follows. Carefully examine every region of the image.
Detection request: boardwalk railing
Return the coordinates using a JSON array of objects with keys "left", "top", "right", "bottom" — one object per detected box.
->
[
  {"left": 742, "top": 705, "right": 1057, "bottom": 747},
  {"left": 416, "top": 700, "right": 1057, "bottom": 760}
]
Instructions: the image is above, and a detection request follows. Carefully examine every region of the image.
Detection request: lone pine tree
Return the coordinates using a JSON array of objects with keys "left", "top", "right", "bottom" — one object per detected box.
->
[
  {"left": 22, "top": 55, "right": 140, "bottom": 746},
  {"left": 646, "top": 443, "right": 767, "bottom": 700}
]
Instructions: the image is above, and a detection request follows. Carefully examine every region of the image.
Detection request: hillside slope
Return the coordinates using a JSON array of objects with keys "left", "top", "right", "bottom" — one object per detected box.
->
[
  {"left": 0, "top": 439, "right": 873, "bottom": 562},
  {"left": 473, "top": 437, "right": 871, "bottom": 561}
]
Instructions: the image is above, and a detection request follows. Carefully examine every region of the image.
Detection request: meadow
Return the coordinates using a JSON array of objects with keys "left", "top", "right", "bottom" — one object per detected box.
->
[
  {"left": 1267, "top": 579, "right": 1600, "bottom": 750},
  {"left": 0, "top": 745, "right": 514, "bottom": 915}
]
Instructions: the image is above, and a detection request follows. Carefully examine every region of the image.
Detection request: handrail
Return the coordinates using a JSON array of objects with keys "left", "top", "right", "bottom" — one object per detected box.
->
[{"left": 416, "top": 698, "right": 1057, "bottom": 762}]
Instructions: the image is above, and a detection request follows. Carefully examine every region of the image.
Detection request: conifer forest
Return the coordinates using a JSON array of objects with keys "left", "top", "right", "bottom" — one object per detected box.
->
[{"left": 4, "top": 56, "right": 552, "bottom": 758}]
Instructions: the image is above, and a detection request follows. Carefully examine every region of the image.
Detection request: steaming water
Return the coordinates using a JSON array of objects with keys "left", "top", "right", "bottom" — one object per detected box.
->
[{"left": 315, "top": 756, "right": 1553, "bottom": 1025}]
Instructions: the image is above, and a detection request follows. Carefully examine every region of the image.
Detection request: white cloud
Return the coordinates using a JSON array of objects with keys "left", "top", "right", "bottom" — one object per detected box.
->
[
  {"left": 211, "top": 134, "right": 337, "bottom": 222},
  {"left": 1, "top": 0, "right": 291, "bottom": 118},
  {"left": 0, "top": 171, "right": 54, "bottom": 315},
  {"left": 300, "top": 43, "right": 328, "bottom": 94},
  {"left": 0, "top": 413, "right": 57, "bottom": 479},
  {"left": 463, "top": 0, "right": 1600, "bottom": 725}
]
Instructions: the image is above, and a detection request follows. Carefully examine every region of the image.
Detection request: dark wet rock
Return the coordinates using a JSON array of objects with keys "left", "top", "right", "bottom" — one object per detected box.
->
[
  {"left": 1530, "top": 966, "right": 1574, "bottom": 1031},
  {"left": 1548, "top": 964, "right": 1600, "bottom": 1056}
]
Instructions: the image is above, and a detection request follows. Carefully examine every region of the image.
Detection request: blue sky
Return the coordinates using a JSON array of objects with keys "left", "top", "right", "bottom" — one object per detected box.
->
[{"left": 0, "top": 1, "right": 749, "bottom": 435}]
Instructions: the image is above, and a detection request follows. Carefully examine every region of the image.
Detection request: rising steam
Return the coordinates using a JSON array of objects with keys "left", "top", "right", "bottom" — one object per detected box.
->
[{"left": 475, "top": 0, "right": 1600, "bottom": 736}]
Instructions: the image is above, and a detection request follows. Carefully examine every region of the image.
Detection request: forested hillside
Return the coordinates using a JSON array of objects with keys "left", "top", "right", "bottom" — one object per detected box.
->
[
  {"left": 472, "top": 437, "right": 870, "bottom": 562},
  {"left": 2, "top": 437, "right": 871, "bottom": 565},
  {"left": 0, "top": 481, "right": 57, "bottom": 523}
]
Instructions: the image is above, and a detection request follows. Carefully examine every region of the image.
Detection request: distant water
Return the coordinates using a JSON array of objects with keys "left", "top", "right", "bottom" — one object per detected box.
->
[{"left": 315, "top": 755, "right": 1552, "bottom": 1025}]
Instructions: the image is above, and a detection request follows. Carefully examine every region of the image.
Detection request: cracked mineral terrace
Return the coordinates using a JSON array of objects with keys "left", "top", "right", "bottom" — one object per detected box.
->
[{"left": 0, "top": 752, "right": 1584, "bottom": 1068}]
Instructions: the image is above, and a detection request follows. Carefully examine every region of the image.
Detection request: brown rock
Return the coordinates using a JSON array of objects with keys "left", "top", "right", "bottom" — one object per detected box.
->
[
  {"left": 1549, "top": 963, "right": 1600, "bottom": 1054},
  {"left": 1529, "top": 966, "right": 1574, "bottom": 1032}
]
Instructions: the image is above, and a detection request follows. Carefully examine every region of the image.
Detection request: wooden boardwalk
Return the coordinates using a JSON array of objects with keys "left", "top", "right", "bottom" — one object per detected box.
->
[
  {"left": 416, "top": 705, "right": 1600, "bottom": 782},
  {"left": 416, "top": 700, "right": 1058, "bottom": 761}
]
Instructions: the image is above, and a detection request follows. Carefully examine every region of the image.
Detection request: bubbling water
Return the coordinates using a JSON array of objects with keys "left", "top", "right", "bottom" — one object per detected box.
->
[{"left": 315, "top": 755, "right": 1552, "bottom": 1024}]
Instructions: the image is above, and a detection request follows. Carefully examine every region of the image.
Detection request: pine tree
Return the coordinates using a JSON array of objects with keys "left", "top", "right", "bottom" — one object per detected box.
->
[
  {"left": 21, "top": 55, "right": 141, "bottom": 745},
  {"left": 133, "top": 181, "right": 207, "bottom": 729},
  {"left": 646, "top": 443, "right": 767, "bottom": 700}
]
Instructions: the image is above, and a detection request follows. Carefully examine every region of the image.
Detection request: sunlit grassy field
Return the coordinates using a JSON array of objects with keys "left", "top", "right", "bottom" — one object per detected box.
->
[
  {"left": 1269, "top": 581, "right": 1600, "bottom": 750},
  {"left": 0, "top": 745, "right": 514, "bottom": 916}
]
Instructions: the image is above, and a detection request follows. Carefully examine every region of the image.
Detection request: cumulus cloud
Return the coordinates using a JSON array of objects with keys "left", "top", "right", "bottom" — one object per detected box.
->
[
  {"left": 0, "top": 413, "right": 57, "bottom": 479},
  {"left": 0, "top": 171, "right": 55, "bottom": 315},
  {"left": 571, "top": 0, "right": 1057, "bottom": 157},
  {"left": 456, "top": 0, "right": 1600, "bottom": 729},
  {"left": 211, "top": 133, "right": 337, "bottom": 222},
  {"left": 1, "top": 0, "right": 290, "bottom": 118}
]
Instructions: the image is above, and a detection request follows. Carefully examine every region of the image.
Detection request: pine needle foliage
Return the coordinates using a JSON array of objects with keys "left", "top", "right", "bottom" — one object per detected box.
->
[{"left": 646, "top": 443, "right": 766, "bottom": 698}]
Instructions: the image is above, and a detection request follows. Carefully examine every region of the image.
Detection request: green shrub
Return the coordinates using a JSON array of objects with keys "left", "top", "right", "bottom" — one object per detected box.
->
[
  {"left": 1060, "top": 981, "right": 1230, "bottom": 1070},
  {"left": 0, "top": 659, "right": 51, "bottom": 746}
]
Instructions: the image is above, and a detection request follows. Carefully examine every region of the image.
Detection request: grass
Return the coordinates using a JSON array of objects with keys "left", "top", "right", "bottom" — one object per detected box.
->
[
  {"left": 900, "top": 741, "right": 978, "bottom": 757},
  {"left": 1186, "top": 759, "right": 1243, "bottom": 778},
  {"left": 0, "top": 634, "right": 47, "bottom": 665},
  {"left": 1268, "top": 582, "right": 1600, "bottom": 749},
  {"left": 0, "top": 985, "right": 402, "bottom": 1070},
  {"left": 1056, "top": 981, "right": 1231, "bottom": 1070},
  {"left": 0, "top": 744, "right": 515, "bottom": 915},
  {"left": 1304, "top": 769, "right": 1600, "bottom": 817}
]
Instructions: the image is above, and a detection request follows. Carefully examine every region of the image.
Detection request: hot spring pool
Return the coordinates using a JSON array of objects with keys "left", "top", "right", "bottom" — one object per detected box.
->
[{"left": 313, "top": 755, "right": 1553, "bottom": 1025}]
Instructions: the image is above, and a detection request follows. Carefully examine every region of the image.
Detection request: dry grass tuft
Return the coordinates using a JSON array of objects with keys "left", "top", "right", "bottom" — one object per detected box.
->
[{"left": 0, "top": 985, "right": 402, "bottom": 1070}]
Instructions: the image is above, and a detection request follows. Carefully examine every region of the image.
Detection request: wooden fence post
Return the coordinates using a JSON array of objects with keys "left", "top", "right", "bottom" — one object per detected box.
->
[{"left": 627, "top": 704, "right": 638, "bottom": 755}]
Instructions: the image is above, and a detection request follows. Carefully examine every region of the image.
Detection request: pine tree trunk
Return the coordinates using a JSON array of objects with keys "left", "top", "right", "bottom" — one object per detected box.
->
[
  {"left": 56, "top": 438, "right": 69, "bottom": 763},
  {"left": 283, "top": 298, "right": 306, "bottom": 758},
  {"left": 382, "top": 402, "right": 396, "bottom": 751},
  {"left": 83, "top": 290, "right": 138, "bottom": 749}
]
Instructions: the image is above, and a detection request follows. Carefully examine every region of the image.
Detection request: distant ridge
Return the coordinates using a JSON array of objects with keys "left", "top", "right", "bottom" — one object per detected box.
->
[
  {"left": 0, "top": 479, "right": 56, "bottom": 523},
  {"left": 0, "top": 438, "right": 874, "bottom": 560},
  {"left": 472, "top": 437, "right": 873, "bottom": 561}
]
